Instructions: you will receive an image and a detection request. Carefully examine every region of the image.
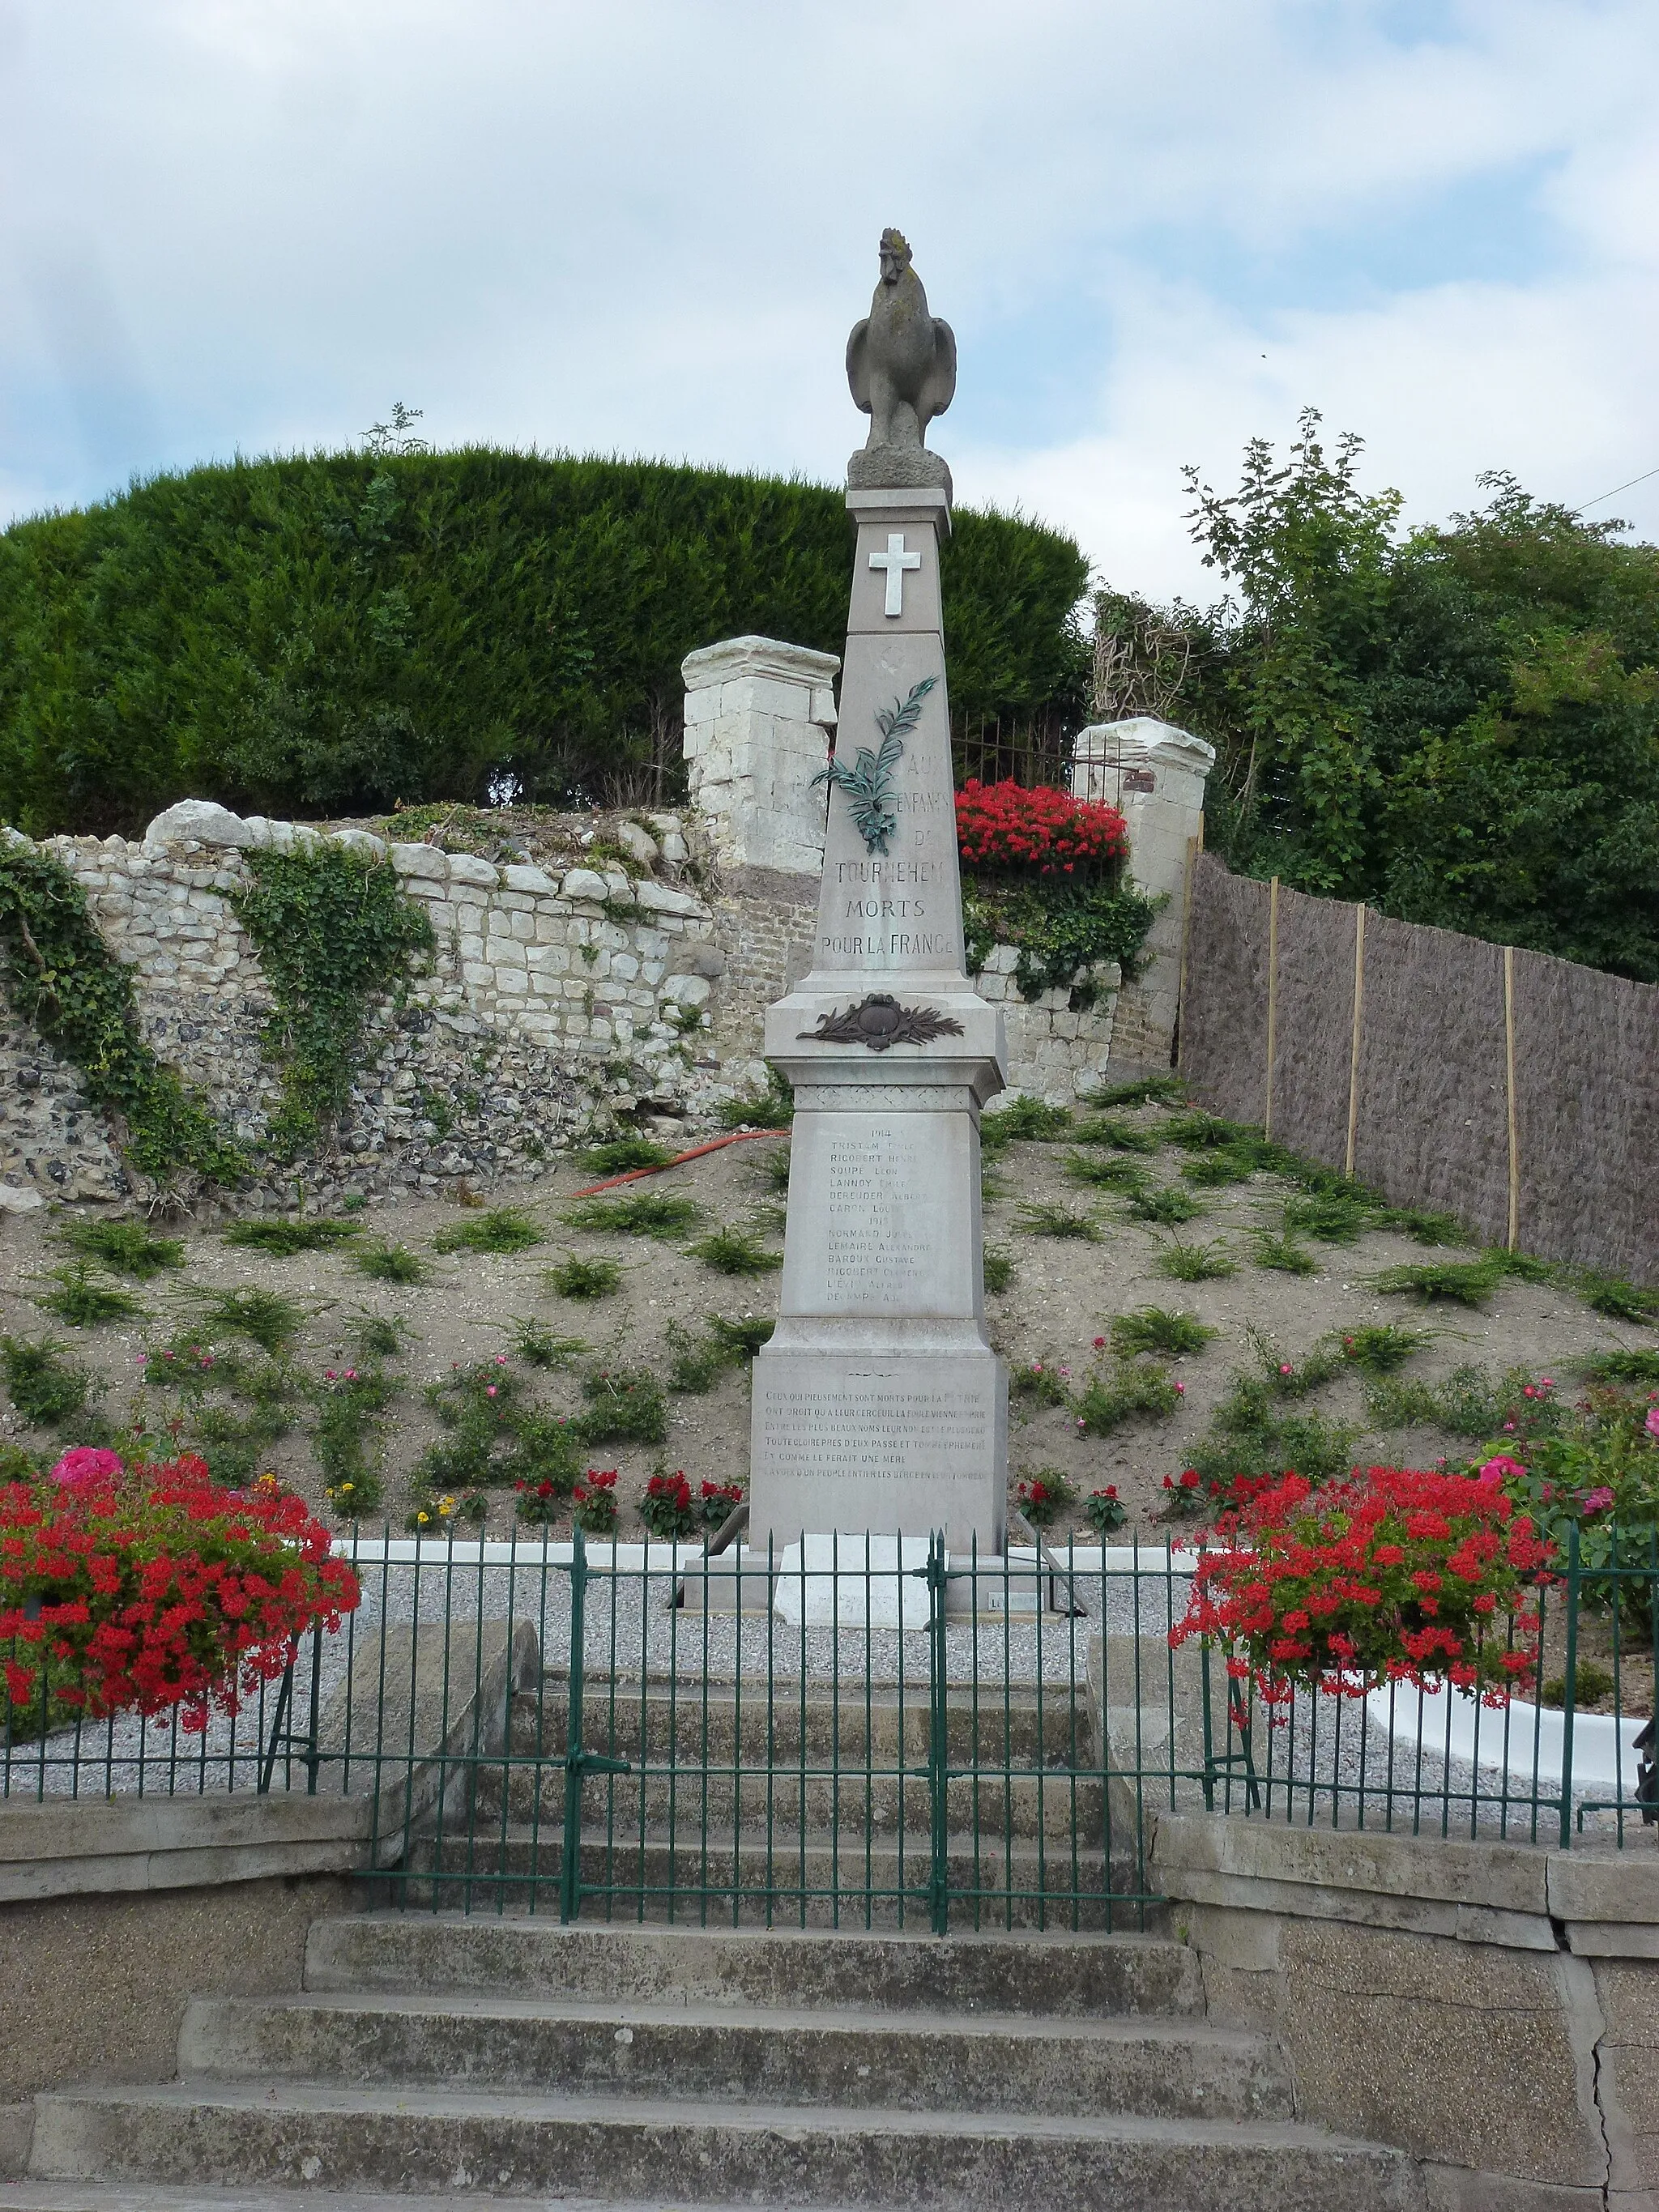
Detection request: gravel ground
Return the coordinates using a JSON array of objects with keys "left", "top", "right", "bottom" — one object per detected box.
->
[{"left": 3, "top": 1095, "right": 1650, "bottom": 1539}]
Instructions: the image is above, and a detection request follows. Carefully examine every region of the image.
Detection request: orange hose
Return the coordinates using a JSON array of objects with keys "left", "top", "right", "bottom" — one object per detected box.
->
[{"left": 570, "top": 1127, "right": 788, "bottom": 1197}]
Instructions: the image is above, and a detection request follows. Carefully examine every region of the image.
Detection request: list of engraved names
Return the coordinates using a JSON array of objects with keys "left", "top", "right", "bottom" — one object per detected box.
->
[{"left": 825, "top": 1121, "right": 932, "bottom": 1306}]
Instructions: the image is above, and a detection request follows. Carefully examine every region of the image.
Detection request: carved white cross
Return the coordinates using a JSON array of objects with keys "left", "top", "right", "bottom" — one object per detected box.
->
[{"left": 869, "top": 531, "right": 922, "bottom": 618}]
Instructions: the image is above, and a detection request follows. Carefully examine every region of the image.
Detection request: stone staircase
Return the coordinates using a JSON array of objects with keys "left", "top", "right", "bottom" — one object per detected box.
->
[{"left": 10, "top": 1915, "right": 1427, "bottom": 2210}]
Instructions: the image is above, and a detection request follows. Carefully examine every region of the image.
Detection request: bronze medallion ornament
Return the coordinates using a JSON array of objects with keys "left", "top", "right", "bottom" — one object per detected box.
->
[{"left": 797, "top": 993, "right": 966, "bottom": 1051}]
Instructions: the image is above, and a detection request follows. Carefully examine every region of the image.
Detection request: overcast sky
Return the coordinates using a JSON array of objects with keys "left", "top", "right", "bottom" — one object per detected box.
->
[{"left": 2, "top": 0, "right": 1656, "bottom": 600}]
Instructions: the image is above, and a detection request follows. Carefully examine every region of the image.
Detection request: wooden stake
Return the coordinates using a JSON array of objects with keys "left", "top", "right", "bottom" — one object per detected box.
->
[
  {"left": 1264, "top": 876, "right": 1281, "bottom": 1139},
  {"left": 1504, "top": 944, "right": 1520, "bottom": 1250},
  {"left": 1344, "top": 903, "right": 1367, "bottom": 1179}
]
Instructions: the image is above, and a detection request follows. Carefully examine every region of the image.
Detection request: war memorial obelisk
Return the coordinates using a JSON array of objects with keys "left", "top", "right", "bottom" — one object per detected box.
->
[{"left": 746, "top": 231, "right": 1009, "bottom": 1554}]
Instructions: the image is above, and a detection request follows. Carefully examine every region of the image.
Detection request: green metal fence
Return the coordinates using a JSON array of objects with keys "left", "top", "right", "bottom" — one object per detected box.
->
[{"left": 5, "top": 1526, "right": 1653, "bottom": 1929}]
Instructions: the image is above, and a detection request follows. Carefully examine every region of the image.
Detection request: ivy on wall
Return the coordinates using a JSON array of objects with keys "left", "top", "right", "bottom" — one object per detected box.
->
[
  {"left": 230, "top": 846, "right": 435, "bottom": 1157},
  {"left": 962, "top": 876, "right": 1162, "bottom": 1008},
  {"left": 0, "top": 841, "right": 245, "bottom": 1187}
]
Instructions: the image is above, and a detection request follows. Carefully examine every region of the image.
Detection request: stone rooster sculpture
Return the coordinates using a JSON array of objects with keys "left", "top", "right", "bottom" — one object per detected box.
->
[{"left": 847, "top": 228, "right": 957, "bottom": 495}]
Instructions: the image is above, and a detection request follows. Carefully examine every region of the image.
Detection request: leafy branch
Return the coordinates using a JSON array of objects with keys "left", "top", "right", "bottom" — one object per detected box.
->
[{"left": 812, "top": 676, "right": 937, "bottom": 855}]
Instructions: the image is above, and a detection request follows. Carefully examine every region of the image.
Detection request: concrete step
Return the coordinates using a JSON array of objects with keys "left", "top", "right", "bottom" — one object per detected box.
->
[
  {"left": 179, "top": 1990, "right": 1292, "bottom": 2123},
  {"left": 28, "top": 2079, "right": 1427, "bottom": 2210},
  {"left": 475, "top": 1758, "right": 1107, "bottom": 1839},
  {"left": 304, "top": 1915, "right": 1205, "bottom": 2017},
  {"left": 0, "top": 2190, "right": 883, "bottom": 2212},
  {"left": 401, "top": 1825, "right": 1132, "bottom": 1927},
  {"left": 516, "top": 1682, "right": 1095, "bottom": 1770}
]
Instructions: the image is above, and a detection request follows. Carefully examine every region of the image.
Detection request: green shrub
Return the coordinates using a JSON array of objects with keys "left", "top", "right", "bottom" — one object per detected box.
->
[
  {"left": 223, "top": 1218, "right": 361, "bottom": 1256},
  {"left": 1017, "top": 1202, "right": 1100, "bottom": 1241},
  {"left": 706, "top": 1312, "right": 775, "bottom": 1358},
  {"left": 1162, "top": 1110, "right": 1251, "bottom": 1151},
  {"left": 580, "top": 1136, "right": 676, "bottom": 1174},
  {"left": 578, "top": 1365, "right": 667, "bottom": 1445},
  {"left": 714, "top": 1070, "right": 795, "bottom": 1130},
  {"left": 562, "top": 1192, "right": 701, "bottom": 1239},
  {"left": 0, "top": 1336, "right": 93, "bottom": 1427},
  {"left": 1540, "top": 1661, "right": 1618, "bottom": 1711},
  {"left": 1371, "top": 1257, "right": 1504, "bottom": 1306},
  {"left": 962, "top": 877, "right": 1160, "bottom": 1001},
  {"left": 1188, "top": 1371, "right": 1358, "bottom": 1490},
  {"left": 983, "top": 1097, "right": 1072, "bottom": 1144},
  {"left": 1572, "top": 1270, "right": 1659, "bottom": 1323},
  {"left": 1072, "top": 1115, "right": 1159, "bottom": 1153},
  {"left": 433, "top": 1206, "right": 544, "bottom": 1255},
  {"left": 0, "top": 451, "right": 1088, "bottom": 834},
  {"left": 1181, "top": 1147, "right": 1260, "bottom": 1187},
  {"left": 351, "top": 1241, "right": 429, "bottom": 1285},
  {"left": 1380, "top": 1206, "right": 1470, "bottom": 1247},
  {"left": 1252, "top": 1233, "right": 1319, "bottom": 1276},
  {"left": 1583, "top": 1349, "right": 1659, "bottom": 1385},
  {"left": 1011, "top": 1357, "right": 1072, "bottom": 1407},
  {"left": 690, "top": 1225, "right": 783, "bottom": 1276},
  {"left": 1064, "top": 1152, "right": 1149, "bottom": 1191},
  {"left": 313, "top": 1366, "right": 399, "bottom": 1519},
  {"left": 33, "top": 1264, "right": 143, "bottom": 1328},
  {"left": 1109, "top": 1306, "right": 1215, "bottom": 1359},
  {"left": 1124, "top": 1184, "right": 1205, "bottom": 1225},
  {"left": 192, "top": 1287, "right": 308, "bottom": 1356},
  {"left": 509, "top": 1320, "right": 585, "bottom": 1369},
  {"left": 1074, "top": 1358, "right": 1183, "bottom": 1434},
  {"left": 54, "top": 1219, "right": 184, "bottom": 1278},
  {"left": 982, "top": 1244, "right": 1015, "bottom": 1294},
  {"left": 348, "top": 1313, "right": 408, "bottom": 1362},
  {"left": 1013, "top": 1468, "right": 1078, "bottom": 1529},
  {"left": 1283, "top": 1191, "right": 1374, "bottom": 1243},
  {"left": 544, "top": 1253, "right": 624, "bottom": 1300},
  {"left": 1156, "top": 1240, "right": 1235, "bottom": 1282},
  {"left": 757, "top": 1144, "right": 793, "bottom": 1193},
  {"left": 1337, "top": 1323, "right": 1432, "bottom": 1375},
  {"left": 1087, "top": 1075, "right": 1187, "bottom": 1110}
]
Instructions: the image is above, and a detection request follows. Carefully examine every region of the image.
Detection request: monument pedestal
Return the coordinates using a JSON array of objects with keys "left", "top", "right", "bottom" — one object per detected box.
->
[{"left": 745, "top": 479, "right": 1009, "bottom": 1555}]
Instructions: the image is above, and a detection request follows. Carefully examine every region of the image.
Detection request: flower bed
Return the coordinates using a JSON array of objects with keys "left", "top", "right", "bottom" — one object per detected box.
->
[
  {"left": 956, "top": 781, "right": 1127, "bottom": 876},
  {"left": 0, "top": 1449, "right": 360, "bottom": 1736},
  {"left": 1171, "top": 1464, "right": 1556, "bottom": 1707}
]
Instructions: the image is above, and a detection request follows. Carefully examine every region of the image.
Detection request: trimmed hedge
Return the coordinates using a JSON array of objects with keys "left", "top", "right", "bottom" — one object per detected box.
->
[{"left": 0, "top": 450, "right": 1090, "bottom": 835}]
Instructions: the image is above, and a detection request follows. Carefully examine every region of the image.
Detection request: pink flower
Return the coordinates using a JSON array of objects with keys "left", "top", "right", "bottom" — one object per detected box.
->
[
  {"left": 1174, "top": 1382, "right": 1186, "bottom": 1396},
  {"left": 1092, "top": 1336, "right": 1106, "bottom": 1349},
  {"left": 49, "top": 1447, "right": 124, "bottom": 1494},
  {"left": 486, "top": 1386, "right": 498, "bottom": 1398},
  {"left": 1582, "top": 1486, "right": 1616, "bottom": 1514},
  {"left": 1645, "top": 1407, "right": 1659, "bottom": 1442},
  {"left": 1479, "top": 1456, "right": 1526, "bottom": 1481},
  {"left": 1279, "top": 1363, "right": 1292, "bottom": 1375}
]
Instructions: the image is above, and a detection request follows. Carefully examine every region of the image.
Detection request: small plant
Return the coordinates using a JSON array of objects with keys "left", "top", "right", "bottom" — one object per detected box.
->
[
  {"left": 1109, "top": 1306, "right": 1215, "bottom": 1359},
  {"left": 1367, "top": 1366, "right": 1561, "bottom": 1443},
  {"left": 1085, "top": 1485, "right": 1128, "bottom": 1536},
  {"left": 1014, "top": 1468, "right": 1077, "bottom": 1530},
  {"left": 222, "top": 1219, "right": 361, "bottom": 1257},
  {"left": 715, "top": 1069, "right": 795, "bottom": 1130},
  {"left": 1380, "top": 1206, "right": 1469, "bottom": 1247},
  {"left": 544, "top": 1253, "right": 625, "bottom": 1300},
  {"left": 1087, "top": 1075, "right": 1186, "bottom": 1110},
  {"left": 983, "top": 1244, "right": 1015, "bottom": 1294},
  {"left": 1156, "top": 1240, "right": 1235, "bottom": 1282},
  {"left": 509, "top": 1319, "right": 586, "bottom": 1369},
  {"left": 1074, "top": 1358, "right": 1183, "bottom": 1434},
  {"left": 1583, "top": 1349, "right": 1659, "bottom": 1385},
  {"left": 1185, "top": 1370, "right": 1358, "bottom": 1494},
  {"left": 192, "top": 1287, "right": 307, "bottom": 1356},
  {"left": 416, "top": 1355, "right": 527, "bottom": 1490},
  {"left": 1161, "top": 1110, "right": 1249, "bottom": 1151},
  {"left": 1492, "top": 1249, "right": 1559, "bottom": 1286},
  {"left": 1072, "top": 1115, "right": 1159, "bottom": 1153},
  {"left": 983, "top": 1097, "right": 1072, "bottom": 1145},
  {"left": 347, "top": 1312, "right": 408, "bottom": 1362},
  {"left": 1283, "top": 1191, "right": 1374, "bottom": 1243},
  {"left": 562, "top": 1192, "right": 702, "bottom": 1239},
  {"left": 698, "top": 1478, "right": 746, "bottom": 1532},
  {"left": 514, "top": 1472, "right": 569, "bottom": 1528},
  {"left": 1017, "top": 1202, "right": 1100, "bottom": 1241},
  {"left": 1572, "top": 1269, "right": 1659, "bottom": 1324},
  {"left": 578, "top": 1365, "right": 667, "bottom": 1445},
  {"left": 54, "top": 1219, "right": 184, "bottom": 1279},
  {"left": 1064, "top": 1153, "right": 1149, "bottom": 1191},
  {"left": 351, "top": 1242, "right": 430, "bottom": 1286},
  {"left": 757, "top": 1144, "right": 794, "bottom": 1194},
  {"left": 582, "top": 1136, "right": 676, "bottom": 1174},
  {"left": 1252, "top": 1233, "right": 1319, "bottom": 1276},
  {"left": 1246, "top": 1327, "right": 1344, "bottom": 1398},
  {"left": 707, "top": 1313, "right": 776, "bottom": 1358},
  {"left": 638, "top": 1469, "right": 697, "bottom": 1541},
  {"left": 667, "top": 1327, "right": 733, "bottom": 1395},
  {"left": 313, "top": 1364, "right": 399, "bottom": 1520},
  {"left": 691, "top": 1225, "right": 783, "bottom": 1276},
  {"left": 407, "top": 1491, "right": 488, "bottom": 1536},
  {"left": 1181, "top": 1148, "right": 1260, "bottom": 1187},
  {"left": 572, "top": 1468, "right": 621, "bottom": 1536},
  {"left": 1012, "top": 1357, "right": 1073, "bottom": 1408},
  {"left": 1540, "top": 1660, "right": 1618, "bottom": 1711},
  {"left": 433, "top": 1206, "right": 545, "bottom": 1256},
  {"left": 1338, "top": 1323, "right": 1432, "bottom": 1375},
  {"left": 1372, "top": 1257, "right": 1504, "bottom": 1307},
  {"left": 34, "top": 1264, "right": 143, "bottom": 1328},
  {"left": 0, "top": 1336, "right": 92, "bottom": 1427},
  {"left": 1124, "top": 1184, "right": 1205, "bottom": 1225}
]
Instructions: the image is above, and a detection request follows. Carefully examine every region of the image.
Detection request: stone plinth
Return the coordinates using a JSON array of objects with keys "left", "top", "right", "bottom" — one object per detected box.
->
[
  {"left": 680, "top": 636, "right": 840, "bottom": 883},
  {"left": 1069, "top": 717, "right": 1214, "bottom": 1065},
  {"left": 746, "top": 488, "right": 1008, "bottom": 1555}
]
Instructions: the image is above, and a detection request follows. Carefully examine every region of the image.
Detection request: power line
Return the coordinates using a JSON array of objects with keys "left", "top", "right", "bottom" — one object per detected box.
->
[{"left": 1571, "top": 463, "right": 1659, "bottom": 515}]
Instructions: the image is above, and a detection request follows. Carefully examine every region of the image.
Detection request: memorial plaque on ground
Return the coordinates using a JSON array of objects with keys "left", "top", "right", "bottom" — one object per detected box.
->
[{"left": 745, "top": 230, "right": 1009, "bottom": 1554}]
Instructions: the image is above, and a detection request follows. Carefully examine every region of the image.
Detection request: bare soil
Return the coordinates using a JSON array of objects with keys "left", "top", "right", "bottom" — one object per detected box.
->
[{"left": 2, "top": 1097, "right": 1654, "bottom": 1545}]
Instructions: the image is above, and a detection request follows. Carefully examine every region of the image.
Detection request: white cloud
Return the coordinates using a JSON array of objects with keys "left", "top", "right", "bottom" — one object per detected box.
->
[{"left": 1, "top": 0, "right": 1656, "bottom": 603}]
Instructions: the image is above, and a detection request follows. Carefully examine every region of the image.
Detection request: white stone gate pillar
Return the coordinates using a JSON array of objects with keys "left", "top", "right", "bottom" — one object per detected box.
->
[
  {"left": 680, "top": 636, "right": 841, "bottom": 880},
  {"left": 1070, "top": 716, "right": 1215, "bottom": 1067}
]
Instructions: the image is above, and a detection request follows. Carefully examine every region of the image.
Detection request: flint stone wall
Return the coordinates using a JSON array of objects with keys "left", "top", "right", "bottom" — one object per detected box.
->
[
  {"left": 1, "top": 799, "right": 1123, "bottom": 1208},
  {"left": 1181, "top": 853, "right": 1659, "bottom": 1285}
]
